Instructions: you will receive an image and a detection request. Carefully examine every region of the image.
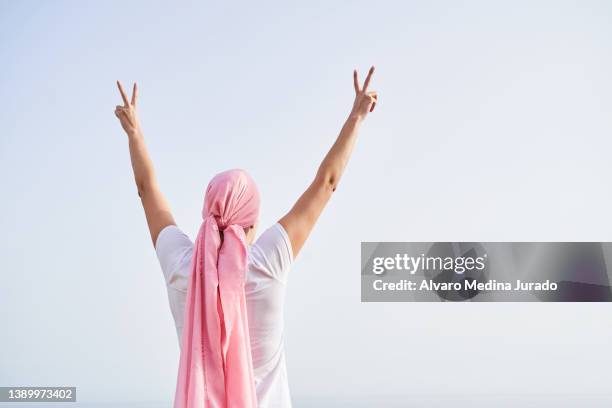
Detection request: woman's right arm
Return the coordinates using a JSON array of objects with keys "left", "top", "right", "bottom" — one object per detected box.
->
[
  {"left": 114, "top": 81, "right": 175, "bottom": 246},
  {"left": 279, "top": 67, "right": 378, "bottom": 258}
]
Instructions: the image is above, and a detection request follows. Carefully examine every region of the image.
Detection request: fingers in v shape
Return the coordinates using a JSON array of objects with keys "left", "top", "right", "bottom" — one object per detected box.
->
[
  {"left": 353, "top": 66, "right": 375, "bottom": 93},
  {"left": 117, "top": 81, "right": 130, "bottom": 107},
  {"left": 117, "top": 80, "right": 137, "bottom": 107}
]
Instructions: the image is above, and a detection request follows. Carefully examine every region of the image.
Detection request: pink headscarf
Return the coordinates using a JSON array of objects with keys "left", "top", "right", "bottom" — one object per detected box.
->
[{"left": 174, "top": 169, "right": 260, "bottom": 408}]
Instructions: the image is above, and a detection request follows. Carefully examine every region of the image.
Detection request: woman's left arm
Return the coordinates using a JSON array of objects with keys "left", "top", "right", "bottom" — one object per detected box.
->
[{"left": 114, "top": 81, "right": 175, "bottom": 246}]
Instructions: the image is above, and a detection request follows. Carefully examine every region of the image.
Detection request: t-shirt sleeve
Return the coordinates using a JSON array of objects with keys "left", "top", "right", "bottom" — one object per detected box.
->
[
  {"left": 250, "top": 223, "right": 294, "bottom": 283},
  {"left": 155, "top": 224, "right": 194, "bottom": 293}
]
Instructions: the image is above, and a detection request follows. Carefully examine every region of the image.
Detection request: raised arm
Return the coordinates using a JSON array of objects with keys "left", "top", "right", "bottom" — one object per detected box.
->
[
  {"left": 279, "top": 67, "right": 378, "bottom": 258},
  {"left": 114, "top": 81, "right": 175, "bottom": 246}
]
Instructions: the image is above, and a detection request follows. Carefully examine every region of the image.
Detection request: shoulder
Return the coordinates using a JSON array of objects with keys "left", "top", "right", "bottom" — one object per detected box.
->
[
  {"left": 155, "top": 225, "right": 194, "bottom": 290},
  {"left": 249, "top": 223, "right": 294, "bottom": 282}
]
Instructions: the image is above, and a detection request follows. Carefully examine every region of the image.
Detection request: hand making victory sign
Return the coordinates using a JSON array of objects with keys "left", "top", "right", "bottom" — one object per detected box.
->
[
  {"left": 115, "top": 81, "right": 141, "bottom": 136},
  {"left": 351, "top": 66, "right": 378, "bottom": 119}
]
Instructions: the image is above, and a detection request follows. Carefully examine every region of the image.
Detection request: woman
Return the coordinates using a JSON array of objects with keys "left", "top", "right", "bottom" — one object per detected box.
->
[{"left": 114, "top": 67, "right": 377, "bottom": 408}]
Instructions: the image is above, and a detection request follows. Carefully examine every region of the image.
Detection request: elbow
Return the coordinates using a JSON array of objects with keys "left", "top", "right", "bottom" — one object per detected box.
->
[
  {"left": 136, "top": 176, "right": 160, "bottom": 199},
  {"left": 316, "top": 167, "right": 339, "bottom": 193},
  {"left": 135, "top": 178, "right": 151, "bottom": 199},
  {"left": 136, "top": 182, "right": 145, "bottom": 198}
]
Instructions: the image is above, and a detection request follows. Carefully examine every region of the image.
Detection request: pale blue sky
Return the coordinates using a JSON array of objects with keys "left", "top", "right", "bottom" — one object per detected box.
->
[{"left": 1, "top": 1, "right": 612, "bottom": 406}]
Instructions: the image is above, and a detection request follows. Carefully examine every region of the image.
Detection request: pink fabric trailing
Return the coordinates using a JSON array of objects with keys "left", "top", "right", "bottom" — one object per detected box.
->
[{"left": 174, "top": 169, "right": 260, "bottom": 408}]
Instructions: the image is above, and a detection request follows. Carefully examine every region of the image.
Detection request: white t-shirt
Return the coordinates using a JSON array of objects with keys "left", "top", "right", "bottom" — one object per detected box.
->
[{"left": 155, "top": 223, "right": 293, "bottom": 408}]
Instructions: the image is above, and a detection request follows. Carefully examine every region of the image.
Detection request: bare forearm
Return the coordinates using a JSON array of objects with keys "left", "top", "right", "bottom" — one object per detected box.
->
[
  {"left": 126, "top": 129, "right": 174, "bottom": 244},
  {"left": 316, "top": 114, "right": 363, "bottom": 191},
  {"left": 127, "top": 130, "right": 157, "bottom": 197}
]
